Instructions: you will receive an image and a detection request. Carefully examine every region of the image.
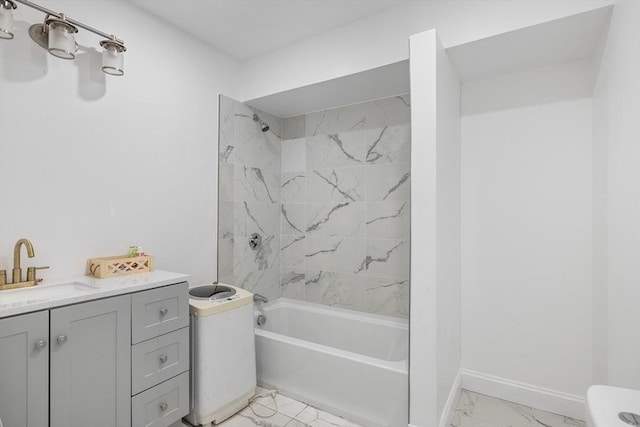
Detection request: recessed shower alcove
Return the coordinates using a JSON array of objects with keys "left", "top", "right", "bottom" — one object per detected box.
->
[{"left": 217, "top": 65, "right": 412, "bottom": 426}]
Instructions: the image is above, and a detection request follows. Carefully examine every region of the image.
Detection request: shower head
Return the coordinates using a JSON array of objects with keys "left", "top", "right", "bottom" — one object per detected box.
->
[{"left": 253, "top": 113, "right": 270, "bottom": 133}]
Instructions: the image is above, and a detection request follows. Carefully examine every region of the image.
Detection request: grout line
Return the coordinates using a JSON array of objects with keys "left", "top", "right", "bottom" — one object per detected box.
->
[{"left": 290, "top": 403, "right": 309, "bottom": 419}]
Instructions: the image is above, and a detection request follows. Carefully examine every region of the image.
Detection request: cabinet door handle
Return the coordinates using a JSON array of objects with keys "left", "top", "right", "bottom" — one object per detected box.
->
[
  {"left": 159, "top": 354, "right": 168, "bottom": 363},
  {"left": 34, "top": 339, "right": 47, "bottom": 350},
  {"left": 56, "top": 335, "right": 67, "bottom": 345},
  {"left": 160, "top": 402, "right": 168, "bottom": 412},
  {"left": 159, "top": 307, "right": 168, "bottom": 316}
]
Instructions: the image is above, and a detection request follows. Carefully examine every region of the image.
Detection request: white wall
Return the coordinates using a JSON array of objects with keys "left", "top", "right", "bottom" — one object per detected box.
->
[
  {"left": 0, "top": 0, "right": 238, "bottom": 284},
  {"left": 435, "top": 34, "right": 462, "bottom": 426},
  {"left": 409, "top": 31, "right": 439, "bottom": 425},
  {"left": 238, "top": 0, "right": 612, "bottom": 102},
  {"left": 409, "top": 29, "right": 461, "bottom": 427},
  {"left": 592, "top": 0, "right": 640, "bottom": 388},
  {"left": 461, "top": 98, "right": 593, "bottom": 396}
]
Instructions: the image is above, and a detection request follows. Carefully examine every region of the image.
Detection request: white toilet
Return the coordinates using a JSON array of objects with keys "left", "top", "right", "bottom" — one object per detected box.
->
[{"left": 587, "top": 385, "right": 640, "bottom": 426}]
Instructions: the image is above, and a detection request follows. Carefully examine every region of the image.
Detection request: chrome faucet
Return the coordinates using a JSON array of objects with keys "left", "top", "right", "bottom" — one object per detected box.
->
[{"left": 253, "top": 293, "right": 269, "bottom": 304}]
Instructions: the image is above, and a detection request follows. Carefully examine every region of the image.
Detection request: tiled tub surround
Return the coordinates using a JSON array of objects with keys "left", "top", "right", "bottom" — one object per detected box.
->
[
  {"left": 219, "top": 94, "right": 411, "bottom": 318},
  {"left": 218, "top": 95, "right": 283, "bottom": 300},
  {"left": 280, "top": 95, "right": 411, "bottom": 318},
  {"left": 254, "top": 298, "right": 408, "bottom": 427}
]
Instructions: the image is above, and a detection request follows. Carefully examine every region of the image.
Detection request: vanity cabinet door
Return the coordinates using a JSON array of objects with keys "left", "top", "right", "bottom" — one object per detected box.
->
[
  {"left": 50, "top": 294, "right": 131, "bottom": 427},
  {"left": 0, "top": 311, "right": 49, "bottom": 427}
]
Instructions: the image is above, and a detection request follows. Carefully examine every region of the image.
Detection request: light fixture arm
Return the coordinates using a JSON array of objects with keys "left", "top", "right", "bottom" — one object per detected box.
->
[{"left": 13, "top": 0, "right": 124, "bottom": 45}]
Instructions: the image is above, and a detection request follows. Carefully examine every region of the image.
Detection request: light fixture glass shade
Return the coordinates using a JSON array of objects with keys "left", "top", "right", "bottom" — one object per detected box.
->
[
  {"left": 0, "top": 0, "right": 16, "bottom": 40},
  {"left": 47, "top": 18, "right": 78, "bottom": 59},
  {"left": 100, "top": 40, "right": 125, "bottom": 76}
]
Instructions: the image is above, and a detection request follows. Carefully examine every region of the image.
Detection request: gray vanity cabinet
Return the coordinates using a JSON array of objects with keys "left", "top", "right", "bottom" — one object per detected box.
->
[
  {"left": 0, "top": 279, "right": 188, "bottom": 427},
  {"left": 0, "top": 311, "right": 49, "bottom": 427},
  {"left": 50, "top": 294, "right": 131, "bottom": 427},
  {"left": 130, "top": 282, "right": 190, "bottom": 427}
]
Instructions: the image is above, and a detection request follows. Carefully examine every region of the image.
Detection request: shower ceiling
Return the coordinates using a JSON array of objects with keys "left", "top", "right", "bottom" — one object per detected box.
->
[{"left": 128, "top": 0, "right": 408, "bottom": 61}]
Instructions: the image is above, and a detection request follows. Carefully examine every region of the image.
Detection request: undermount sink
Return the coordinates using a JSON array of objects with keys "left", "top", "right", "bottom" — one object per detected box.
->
[{"left": 0, "top": 281, "right": 98, "bottom": 308}]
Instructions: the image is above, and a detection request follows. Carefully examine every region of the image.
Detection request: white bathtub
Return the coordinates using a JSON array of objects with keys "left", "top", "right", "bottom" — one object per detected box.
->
[{"left": 255, "top": 298, "right": 409, "bottom": 427}]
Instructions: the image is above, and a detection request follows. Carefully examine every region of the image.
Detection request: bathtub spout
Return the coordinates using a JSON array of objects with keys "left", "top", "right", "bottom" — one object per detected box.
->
[{"left": 253, "top": 294, "right": 269, "bottom": 304}]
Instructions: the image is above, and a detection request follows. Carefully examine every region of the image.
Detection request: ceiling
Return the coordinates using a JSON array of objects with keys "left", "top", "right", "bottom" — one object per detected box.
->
[{"left": 128, "top": 0, "right": 408, "bottom": 61}]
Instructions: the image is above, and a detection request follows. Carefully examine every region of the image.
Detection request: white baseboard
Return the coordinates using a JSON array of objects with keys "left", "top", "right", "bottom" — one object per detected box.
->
[
  {"left": 408, "top": 370, "right": 462, "bottom": 427},
  {"left": 439, "top": 370, "right": 462, "bottom": 427},
  {"left": 460, "top": 369, "right": 586, "bottom": 421}
]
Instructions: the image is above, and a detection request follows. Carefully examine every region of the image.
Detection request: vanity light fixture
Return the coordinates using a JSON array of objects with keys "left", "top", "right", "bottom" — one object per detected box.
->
[
  {"left": 100, "top": 37, "right": 126, "bottom": 76},
  {"left": 45, "top": 15, "right": 78, "bottom": 59},
  {"left": 0, "top": 0, "right": 16, "bottom": 40},
  {"left": 1, "top": 0, "right": 127, "bottom": 75}
]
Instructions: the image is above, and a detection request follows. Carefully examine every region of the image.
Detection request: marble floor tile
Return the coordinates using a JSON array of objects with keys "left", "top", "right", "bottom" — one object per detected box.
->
[
  {"left": 451, "top": 414, "right": 494, "bottom": 427},
  {"left": 283, "top": 420, "right": 309, "bottom": 427},
  {"left": 293, "top": 406, "right": 361, "bottom": 427},
  {"left": 451, "top": 391, "right": 586, "bottom": 427},
  {"left": 239, "top": 402, "right": 281, "bottom": 419},
  {"left": 469, "top": 393, "right": 533, "bottom": 427},
  {"left": 253, "top": 392, "right": 308, "bottom": 419},
  {"left": 531, "top": 408, "right": 585, "bottom": 427},
  {"left": 177, "top": 388, "right": 584, "bottom": 427},
  {"left": 455, "top": 389, "right": 479, "bottom": 417},
  {"left": 220, "top": 404, "right": 294, "bottom": 427},
  {"left": 194, "top": 387, "right": 313, "bottom": 426}
]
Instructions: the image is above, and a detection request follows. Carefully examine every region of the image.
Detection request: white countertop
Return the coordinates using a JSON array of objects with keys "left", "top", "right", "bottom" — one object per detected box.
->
[{"left": 0, "top": 270, "right": 189, "bottom": 319}]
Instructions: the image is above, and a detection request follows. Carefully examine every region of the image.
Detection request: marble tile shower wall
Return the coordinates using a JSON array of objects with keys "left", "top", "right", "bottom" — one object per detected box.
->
[
  {"left": 218, "top": 95, "right": 284, "bottom": 300},
  {"left": 280, "top": 95, "right": 411, "bottom": 318}
]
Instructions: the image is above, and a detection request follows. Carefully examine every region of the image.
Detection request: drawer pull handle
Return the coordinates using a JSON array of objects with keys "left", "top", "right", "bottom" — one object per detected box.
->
[
  {"left": 160, "top": 402, "right": 168, "bottom": 412},
  {"left": 159, "top": 354, "right": 168, "bottom": 363},
  {"left": 57, "top": 335, "right": 67, "bottom": 345},
  {"left": 34, "top": 339, "right": 47, "bottom": 350},
  {"left": 159, "top": 307, "right": 168, "bottom": 316}
]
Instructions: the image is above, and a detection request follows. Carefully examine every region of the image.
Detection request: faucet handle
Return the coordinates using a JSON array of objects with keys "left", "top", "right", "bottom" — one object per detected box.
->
[
  {"left": 0, "top": 270, "right": 6, "bottom": 285},
  {"left": 27, "top": 266, "right": 49, "bottom": 282},
  {"left": 253, "top": 293, "right": 269, "bottom": 304}
]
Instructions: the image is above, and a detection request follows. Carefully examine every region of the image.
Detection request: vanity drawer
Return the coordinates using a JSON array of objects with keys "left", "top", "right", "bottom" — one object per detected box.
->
[
  {"left": 132, "top": 282, "right": 188, "bottom": 344},
  {"left": 132, "top": 327, "right": 189, "bottom": 395},
  {"left": 132, "top": 371, "right": 189, "bottom": 427}
]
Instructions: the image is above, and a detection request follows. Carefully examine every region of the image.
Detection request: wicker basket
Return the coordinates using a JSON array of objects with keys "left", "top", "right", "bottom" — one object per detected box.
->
[{"left": 87, "top": 255, "right": 154, "bottom": 278}]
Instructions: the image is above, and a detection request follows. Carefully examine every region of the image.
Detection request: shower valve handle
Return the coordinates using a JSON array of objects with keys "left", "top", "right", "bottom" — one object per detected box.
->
[{"left": 249, "top": 233, "right": 262, "bottom": 250}]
